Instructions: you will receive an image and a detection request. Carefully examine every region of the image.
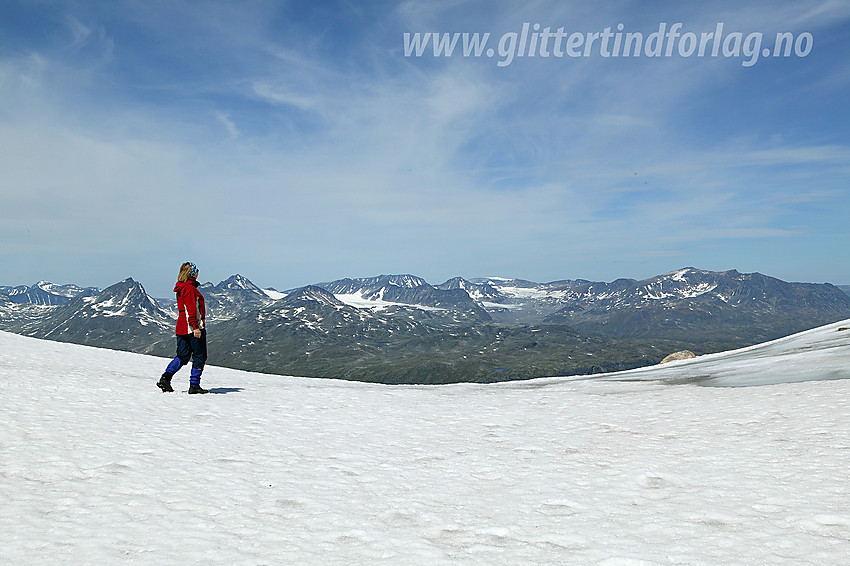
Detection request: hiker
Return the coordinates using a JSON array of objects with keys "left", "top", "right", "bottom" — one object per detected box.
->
[{"left": 157, "top": 262, "right": 209, "bottom": 394}]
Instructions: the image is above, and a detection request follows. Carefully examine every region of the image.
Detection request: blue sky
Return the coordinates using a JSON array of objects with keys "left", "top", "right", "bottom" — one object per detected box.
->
[{"left": 1, "top": 0, "right": 849, "bottom": 296}]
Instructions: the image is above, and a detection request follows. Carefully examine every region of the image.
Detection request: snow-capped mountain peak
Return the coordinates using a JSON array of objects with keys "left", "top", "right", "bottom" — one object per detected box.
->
[
  {"left": 383, "top": 274, "right": 428, "bottom": 288},
  {"left": 219, "top": 274, "right": 264, "bottom": 293},
  {"left": 17, "top": 278, "right": 174, "bottom": 352},
  {"left": 280, "top": 285, "right": 346, "bottom": 308},
  {"left": 201, "top": 274, "right": 273, "bottom": 321},
  {"left": 80, "top": 278, "right": 167, "bottom": 321}
]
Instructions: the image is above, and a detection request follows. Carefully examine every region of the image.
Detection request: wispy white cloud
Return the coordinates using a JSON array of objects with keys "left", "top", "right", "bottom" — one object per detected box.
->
[
  {"left": 213, "top": 110, "right": 239, "bottom": 138},
  {"left": 63, "top": 16, "right": 92, "bottom": 51},
  {"left": 251, "top": 82, "right": 321, "bottom": 111},
  {"left": 737, "top": 145, "right": 850, "bottom": 166}
]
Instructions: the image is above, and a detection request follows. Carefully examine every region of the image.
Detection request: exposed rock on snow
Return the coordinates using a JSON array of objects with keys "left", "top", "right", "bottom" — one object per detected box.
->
[{"left": 660, "top": 350, "right": 697, "bottom": 364}]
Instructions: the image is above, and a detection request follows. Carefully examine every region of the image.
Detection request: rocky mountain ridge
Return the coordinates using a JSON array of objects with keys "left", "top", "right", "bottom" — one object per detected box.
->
[
  {"left": 2, "top": 268, "right": 848, "bottom": 383},
  {"left": 0, "top": 281, "right": 98, "bottom": 306}
]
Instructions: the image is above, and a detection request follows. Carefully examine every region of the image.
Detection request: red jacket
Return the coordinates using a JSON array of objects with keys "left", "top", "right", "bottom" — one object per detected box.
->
[{"left": 175, "top": 279, "right": 205, "bottom": 335}]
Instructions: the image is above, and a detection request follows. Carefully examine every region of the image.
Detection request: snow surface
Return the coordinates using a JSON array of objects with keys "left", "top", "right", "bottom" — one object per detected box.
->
[
  {"left": 3, "top": 326, "right": 850, "bottom": 565},
  {"left": 576, "top": 319, "right": 850, "bottom": 387}
]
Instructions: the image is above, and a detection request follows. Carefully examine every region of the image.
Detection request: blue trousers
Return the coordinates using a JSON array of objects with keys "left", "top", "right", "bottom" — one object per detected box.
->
[{"left": 163, "top": 331, "right": 207, "bottom": 385}]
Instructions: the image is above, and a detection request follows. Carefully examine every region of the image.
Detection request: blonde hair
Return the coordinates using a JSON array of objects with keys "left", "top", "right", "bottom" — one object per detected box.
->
[{"left": 177, "top": 262, "right": 196, "bottom": 282}]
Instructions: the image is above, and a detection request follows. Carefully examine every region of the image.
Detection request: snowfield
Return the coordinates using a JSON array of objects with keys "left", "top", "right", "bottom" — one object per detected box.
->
[
  {"left": 581, "top": 318, "right": 850, "bottom": 388},
  {"left": 2, "top": 324, "right": 850, "bottom": 565}
]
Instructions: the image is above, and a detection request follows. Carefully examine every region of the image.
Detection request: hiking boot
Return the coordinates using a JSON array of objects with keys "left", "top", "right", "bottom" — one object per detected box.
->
[
  {"left": 157, "top": 375, "right": 174, "bottom": 392},
  {"left": 188, "top": 385, "right": 209, "bottom": 394}
]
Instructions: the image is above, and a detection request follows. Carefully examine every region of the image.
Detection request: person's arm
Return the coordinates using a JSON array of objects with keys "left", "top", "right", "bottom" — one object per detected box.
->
[{"left": 183, "top": 287, "right": 200, "bottom": 334}]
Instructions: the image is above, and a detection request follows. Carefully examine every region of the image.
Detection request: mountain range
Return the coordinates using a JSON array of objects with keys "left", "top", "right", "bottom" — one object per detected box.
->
[
  {"left": 2, "top": 268, "right": 849, "bottom": 384},
  {"left": 0, "top": 281, "right": 98, "bottom": 306}
]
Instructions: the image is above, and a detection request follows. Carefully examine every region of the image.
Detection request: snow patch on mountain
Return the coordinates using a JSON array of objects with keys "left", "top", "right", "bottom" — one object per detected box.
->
[
  {"left": 33, "top": 281, "right": 92, "bottom": 298},
  {"left": 262, "top": 288, "right": 287, "bottom": 300},
  {"left": 333, "top": 292, "right": 445, "bottom": 312},
  {"left": 479, "top": 301, "right": 523, "bottom": 310}
]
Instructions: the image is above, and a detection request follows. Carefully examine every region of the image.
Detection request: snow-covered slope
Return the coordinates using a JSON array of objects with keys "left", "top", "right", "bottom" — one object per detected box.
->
[
  {"left": 576, "top": 319, "right": 850, "bottom": 387},
  {"left": 262, "top": 287, "right": 287, "bottom": 300},
  {"left": 2, "top": 328, "right": 850, "bottom": 565}
]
